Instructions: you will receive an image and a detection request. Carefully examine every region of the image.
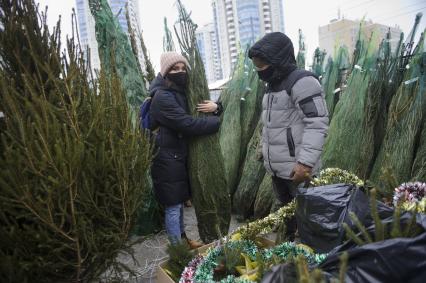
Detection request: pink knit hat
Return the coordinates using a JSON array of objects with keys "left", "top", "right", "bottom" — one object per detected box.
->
[{"left": 160, "top": 52, "right": 190, "bottom": 76}]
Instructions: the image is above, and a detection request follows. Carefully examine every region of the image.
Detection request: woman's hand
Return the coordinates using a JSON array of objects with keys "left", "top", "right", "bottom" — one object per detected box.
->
[{"left": 196, "top": 100, "right": 218, "bottom": 113}]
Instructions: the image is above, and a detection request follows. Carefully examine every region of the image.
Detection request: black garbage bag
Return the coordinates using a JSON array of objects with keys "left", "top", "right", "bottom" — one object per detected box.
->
[
  {"left": 319, "top": 213, "right": 426, "bottom": 283},
  {"left": 262, "top": 214, "right": 426, "bottom": 283},
  {"left": 261, "top": 262, "right": 298, "bottom": 283},
  {"left": 295, "top": 184, "right": 393, "bottom": 253}
]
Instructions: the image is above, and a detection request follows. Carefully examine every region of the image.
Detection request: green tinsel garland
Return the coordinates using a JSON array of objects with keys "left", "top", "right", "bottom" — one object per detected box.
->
[
  {"left": 192, "top": 240, "right": 327, "bottom": 283},
  {"left": 193, "top": 240, "right": 258, "bottom": 283},
  {"left": 264, "top": 243, "right": 327, "bottom": 265}
]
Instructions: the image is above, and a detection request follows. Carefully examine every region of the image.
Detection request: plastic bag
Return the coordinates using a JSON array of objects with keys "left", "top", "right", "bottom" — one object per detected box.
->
[
  {"left": 261, "top": 262, "right": 298, "bottom": 283},
  {"left": 319, "top": 213, "right": 426, "bottom": 283},
  {"left": 295, "top": 184, "right": 393, "bottom": 253},
  {"left": 262, "top": 212, "right": 426, "bottom": 283}
]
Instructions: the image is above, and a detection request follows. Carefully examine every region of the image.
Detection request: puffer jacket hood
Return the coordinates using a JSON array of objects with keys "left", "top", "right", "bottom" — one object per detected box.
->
[
  {"left": 249, "top": 32, "right": 297, "bottom": 82},
  {"left": 149, "top": 73, "right": 167, "bottom": 97}
]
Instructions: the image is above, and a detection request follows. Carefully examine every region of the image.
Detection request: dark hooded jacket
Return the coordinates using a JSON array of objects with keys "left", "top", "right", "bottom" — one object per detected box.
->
[
  {"left": 248, "top": 32, "right": 298, "bottom": 85},
  {"left": 248, "top": 32, "right": 329, "bottom": 179},
  {"left": 149, "top": 73, "right": 220, "bottom": 206}
]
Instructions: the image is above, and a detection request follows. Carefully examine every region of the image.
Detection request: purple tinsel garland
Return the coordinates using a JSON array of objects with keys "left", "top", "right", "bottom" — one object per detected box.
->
[
  {"left": 393, "top": 181, "right": 426, "bottom": 206},
  {"left": 179, "top": 254, "right": 204, "bottom": 283}
]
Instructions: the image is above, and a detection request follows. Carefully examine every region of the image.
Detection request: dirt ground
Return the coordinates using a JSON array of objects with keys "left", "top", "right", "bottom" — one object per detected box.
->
[{"left": 102, "top": 206, "right": 276, "bottom": 283}]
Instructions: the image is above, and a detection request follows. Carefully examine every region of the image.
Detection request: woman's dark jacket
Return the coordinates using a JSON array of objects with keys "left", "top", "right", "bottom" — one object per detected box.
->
[{"left": 149, "top": 73, "right": 220, "bottom": 206}]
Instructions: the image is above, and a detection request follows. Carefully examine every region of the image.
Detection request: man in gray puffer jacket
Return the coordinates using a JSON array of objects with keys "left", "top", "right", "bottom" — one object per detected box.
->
[{"left": 249, "top": 32, "right": 329, "bottom": 240}]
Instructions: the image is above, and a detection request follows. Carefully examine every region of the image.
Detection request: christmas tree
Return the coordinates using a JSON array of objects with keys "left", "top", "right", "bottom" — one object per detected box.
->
[{"left": 0, "top": 1, "right": 152, "bottom": 281}]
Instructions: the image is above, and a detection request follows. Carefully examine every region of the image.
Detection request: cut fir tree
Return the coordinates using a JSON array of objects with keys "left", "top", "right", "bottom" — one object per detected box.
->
[
  {"left": 173, "top": 0, "right": 231, "bottom": 243},
  {"left": 0, "top": 0, "right": 153, "bottom": 282}
]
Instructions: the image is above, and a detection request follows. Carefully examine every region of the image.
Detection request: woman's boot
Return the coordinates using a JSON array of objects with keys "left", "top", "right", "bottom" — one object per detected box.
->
[{"left": 181, "top": 233, "right": 203, "bottom": 249}]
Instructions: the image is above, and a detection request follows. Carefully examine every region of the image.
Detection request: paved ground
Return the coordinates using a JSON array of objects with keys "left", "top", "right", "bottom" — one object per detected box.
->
[{"left": 101, "top": 206, "right": 273, "bottom": 283}]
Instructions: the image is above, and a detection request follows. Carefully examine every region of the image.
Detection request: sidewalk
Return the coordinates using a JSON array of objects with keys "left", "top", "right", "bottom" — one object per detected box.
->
[{"left": 105, "top": 206, "right": 260, "bottom": 283}]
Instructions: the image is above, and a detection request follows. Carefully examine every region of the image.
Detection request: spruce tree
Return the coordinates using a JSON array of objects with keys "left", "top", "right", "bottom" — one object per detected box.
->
[
  {"left": 163, "top": 17, "right": 176, "bottom": 52},
  {"left": 173, "top": 0, "right": 231, "bottom": 242},
  {"left": 88, "top": 0, "right": 147, "bottom": 122},
  {"left": 0, "top": 1, "right": 152, "bottom": 282}
]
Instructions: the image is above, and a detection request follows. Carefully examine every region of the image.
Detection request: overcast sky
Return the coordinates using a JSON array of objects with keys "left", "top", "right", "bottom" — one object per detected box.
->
[{"left": 36, "top": 0, "right": 426, "bottom": 72}]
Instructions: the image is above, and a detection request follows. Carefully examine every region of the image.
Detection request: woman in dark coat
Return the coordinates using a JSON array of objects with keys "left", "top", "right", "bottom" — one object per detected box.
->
[{"left": 149, "top": 52, "right": 222, "bottom": 247}]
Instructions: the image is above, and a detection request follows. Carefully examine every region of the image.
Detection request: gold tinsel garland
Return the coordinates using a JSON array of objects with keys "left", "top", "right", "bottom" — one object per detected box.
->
[
  {"left": 311, "top": 168, "right": 364, "bottom": 187},
  {"left": 232, "top": 201, "right": 296, "bottom": 241}
]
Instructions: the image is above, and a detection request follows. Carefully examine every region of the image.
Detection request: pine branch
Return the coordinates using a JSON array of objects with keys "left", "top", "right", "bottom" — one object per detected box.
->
[
  {"left": 165, "top": 241, "right": 193, "bottom": 282},
  {"left": 403, "top": 210, "right": 420, "bottom": 237},
  {"left": 296, "top": 255, "right": 310, "bottom": 283},
  {"left": 348, "top": 211, "right": 373, "bottom": 243},
  {"left": 311, "top": 269, "right": 325, "bottom": 283},
  {"left": 370, "top": 189, "right": 385, "bottom": 241},
  {"left": 343, "top": 223, "right": 365, "bottom": 246},
  {"left": 136, "top": 27, "right": 156, "bottom": 83},
  {"left": 296, "top": 255, "right": 325, "bottom": 283},
  {"left": 163, "top": 17, "right": 176, "bottom": 52},
  {"left": 390, "top": 205, "right": 402, "bottom": 238},
  {"left": 338, "top": 252, "right": 348, "bottom": 283}
]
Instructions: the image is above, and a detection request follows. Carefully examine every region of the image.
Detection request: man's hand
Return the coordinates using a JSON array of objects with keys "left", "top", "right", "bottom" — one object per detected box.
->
[
  {"left": 256, "top": 147, "right": 263, "bottom": 162},
  {"left": 290, "top": 162, "right": 312, "bottom": 185},
  {"left": 196, "top": 100, "right": 218, "bottom": 113}
]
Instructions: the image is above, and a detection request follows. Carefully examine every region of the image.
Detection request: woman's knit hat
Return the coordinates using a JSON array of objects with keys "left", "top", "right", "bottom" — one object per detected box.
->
[{"left": 160, "top": 52, "right": 189, "bottom": 76}]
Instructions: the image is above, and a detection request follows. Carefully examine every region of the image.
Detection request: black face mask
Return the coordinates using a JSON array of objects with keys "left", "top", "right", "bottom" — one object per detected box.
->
[
  {"left": 257, "top": 66, "right": 274, "bottom": 82},
  {"left": 167, "top": 72, "right": 187, "bottom": 87}
]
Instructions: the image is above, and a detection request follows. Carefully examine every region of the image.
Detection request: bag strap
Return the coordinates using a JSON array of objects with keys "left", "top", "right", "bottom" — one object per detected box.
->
[{"left": 282, "top": 69, "right": 318, "bottom": 96}]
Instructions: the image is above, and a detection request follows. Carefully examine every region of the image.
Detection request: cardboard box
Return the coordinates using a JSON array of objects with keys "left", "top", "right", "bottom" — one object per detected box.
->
[
  {"left": 157, "top": 237, "right": 275, "bottom": 283},
  {"left": 156, "top": 261, "right": 176, "bottom": 283}
]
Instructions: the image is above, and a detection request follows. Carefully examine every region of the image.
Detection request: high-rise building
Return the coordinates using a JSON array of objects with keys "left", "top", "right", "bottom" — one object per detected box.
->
[
  {"left": 268, "top": 0, "right": 285, "bottom": 34},
  {"left": 211, "top": 0, "right": 285, "bottom": 79},
  {"left": 196, "top": 23, "right": 223, "bottom": 84},
  {"left": 319, "top": 18, "right": 402, "bottom": 59},
  {"left": 237, "top": 0, "right": 261, "bottom": 48},
  {"left": 212, "top": 0, "right": 235, "bottom": 79},
  {"left": 76, "top": 0, "right": 100, "bottom": 70},
  {"left": 75, "top": 0, "right": 145, "bottom": 72}
]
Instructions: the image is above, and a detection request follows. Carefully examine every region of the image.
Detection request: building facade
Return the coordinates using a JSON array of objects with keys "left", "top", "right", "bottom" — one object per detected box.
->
[
  {"left": 196, "top": 23, "right": 223, "bottom": 84},
  {"left": 75, "top": 0, "right": 145, "bottom": 72},
  {"left": 76, "top": 0, "right": 101, "bottom": 70},
  {"left": 211, "top": 0, "right": 285, "bottom": 80},
  {"left": 319, "top": 18, "right": 402, "bottom": 59}
]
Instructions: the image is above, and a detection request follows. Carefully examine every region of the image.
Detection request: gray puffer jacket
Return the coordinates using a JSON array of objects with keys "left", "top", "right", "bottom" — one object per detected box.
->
[{"left": 261, "top": 73, "right": 329, "bottom": 179}]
